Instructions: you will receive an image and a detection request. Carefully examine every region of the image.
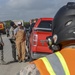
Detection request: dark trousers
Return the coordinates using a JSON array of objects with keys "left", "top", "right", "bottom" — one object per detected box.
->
[
  {"left": 0, "top": 45, "right": 4, "bottom": 60},
  {"left": 11, "top": 43, "right": 16, "bottom": 60}
]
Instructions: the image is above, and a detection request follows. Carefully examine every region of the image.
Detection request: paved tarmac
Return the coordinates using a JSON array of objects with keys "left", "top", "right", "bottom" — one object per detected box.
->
[{"left": 0, "top": 34, "right": 29, "bottom": 75}]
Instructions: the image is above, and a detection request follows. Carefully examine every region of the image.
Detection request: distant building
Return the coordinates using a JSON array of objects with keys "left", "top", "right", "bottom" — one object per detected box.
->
[{"left": 12, "top": 20, "right": 24, "bottom": 26}]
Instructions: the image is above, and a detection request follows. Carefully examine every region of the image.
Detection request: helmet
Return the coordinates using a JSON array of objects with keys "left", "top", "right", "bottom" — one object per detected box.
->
[
  {"left": 52, "top": 2, "right": 75, "bottom": 46},
  {"left": 47, "top": 2, "right": 75, "bottom": 51}
]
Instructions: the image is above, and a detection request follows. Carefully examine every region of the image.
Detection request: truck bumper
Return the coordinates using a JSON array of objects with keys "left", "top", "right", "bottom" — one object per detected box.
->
[{"left": 31, "top": 52, "right": 51, "bottom": 59}]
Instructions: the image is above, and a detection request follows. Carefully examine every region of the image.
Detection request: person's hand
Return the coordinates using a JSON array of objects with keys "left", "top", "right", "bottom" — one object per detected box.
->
[
  {"left": 2, "top": 43, "right": 4, "bottom": 46},
  {"left": 0, "top": 43, "right": 4, "bottom": 46}
]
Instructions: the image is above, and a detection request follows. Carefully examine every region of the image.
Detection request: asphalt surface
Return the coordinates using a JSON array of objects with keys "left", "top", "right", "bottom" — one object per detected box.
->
[{"left": 0, "top": 34, "right": 29, "bottom": 75}]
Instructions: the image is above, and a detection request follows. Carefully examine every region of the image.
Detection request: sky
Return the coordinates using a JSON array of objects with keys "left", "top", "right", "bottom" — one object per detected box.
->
[{"left": 0, "top": 0, "right": 75, "bottom": 22}]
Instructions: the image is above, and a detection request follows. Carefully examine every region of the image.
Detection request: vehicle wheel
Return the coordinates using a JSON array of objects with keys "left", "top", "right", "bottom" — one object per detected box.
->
[{"left": 12, "top": 44, "right": 16, "bottom": 61}]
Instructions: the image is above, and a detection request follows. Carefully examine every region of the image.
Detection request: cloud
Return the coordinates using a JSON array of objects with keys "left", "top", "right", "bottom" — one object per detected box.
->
[
  {"left": 0, "top": 0, "right": 75, "bottom": 21},
  {"left": 6, "top": 0, "right": 65, "bottom": 19},
  {"left": 7, "top": 0, "right": 31, "bottom": 9},
  {"left": 7, "top": 0, "right": 53, "bottom": 10}
]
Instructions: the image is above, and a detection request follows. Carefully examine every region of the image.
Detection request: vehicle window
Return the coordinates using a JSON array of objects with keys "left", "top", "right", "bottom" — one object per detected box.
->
[{"left": 38, "top": 21, "right": 52, "bottom": 29}]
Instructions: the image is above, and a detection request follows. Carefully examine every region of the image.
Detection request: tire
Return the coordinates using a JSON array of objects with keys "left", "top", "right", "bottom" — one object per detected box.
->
[{"left": 12, "top": 44, "right": 16, "bottom": 60}]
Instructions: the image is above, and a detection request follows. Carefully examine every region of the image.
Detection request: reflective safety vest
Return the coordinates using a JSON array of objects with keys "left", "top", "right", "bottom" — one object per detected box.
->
[{"left": 33, "top": 48, "right": 75, "bottom": 75}]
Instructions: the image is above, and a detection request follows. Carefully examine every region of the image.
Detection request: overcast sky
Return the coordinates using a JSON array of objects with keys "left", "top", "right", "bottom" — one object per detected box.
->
[{"left": 0, "top": 0, "right": 75, "bottom": 22}]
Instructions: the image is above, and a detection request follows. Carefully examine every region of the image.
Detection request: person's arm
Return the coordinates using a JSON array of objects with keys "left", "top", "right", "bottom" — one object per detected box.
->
[
  {"left": 14, "top": 28, "right": 18, "bottom": 39},
  {"left": 14, "top": 28, "right": 17, "bottom": 35},
  {"left": 17, "top": 63, "right": 40, "bottom": 75}
]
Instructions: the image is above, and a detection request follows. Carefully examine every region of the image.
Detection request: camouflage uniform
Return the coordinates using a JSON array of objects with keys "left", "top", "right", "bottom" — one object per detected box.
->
[{"left": 17, "top": 63, "right": 40, "bottom": 75}]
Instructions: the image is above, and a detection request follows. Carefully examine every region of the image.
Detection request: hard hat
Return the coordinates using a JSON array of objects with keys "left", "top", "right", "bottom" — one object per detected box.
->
[
  {"left": 52, "top": 2, "right": 75, "bottom": 45},
  {"left": 48, "top": 2, "right": 75, "bottom": 51}
]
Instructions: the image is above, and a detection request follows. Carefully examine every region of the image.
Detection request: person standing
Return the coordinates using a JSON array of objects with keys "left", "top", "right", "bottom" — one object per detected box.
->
[
  {"left": 0, "top": 33, "right": 6, "bottom": 65},
  {"left": 6, "top": 28, "right": 10, "bottom": 37},
  {"left": 14, "top": 22, "right": 26, "bottom": 63},
  {"left": 29, "top": 19, "right": 34, "bottom": 26},
  {"left": 29, "top": 19, "right": 38, "bottom": 34},
  {"left": 9, "top": 21, "right": 17, "bottom": 61}
]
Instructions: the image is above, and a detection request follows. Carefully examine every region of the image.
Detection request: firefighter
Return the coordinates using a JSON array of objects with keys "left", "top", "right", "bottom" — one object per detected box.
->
[
  {"left": 18, "top": 2, "right": 75, "bottom": 75},
  {"left": 14, "top": 22, "right": 26, "bottom": 63}
]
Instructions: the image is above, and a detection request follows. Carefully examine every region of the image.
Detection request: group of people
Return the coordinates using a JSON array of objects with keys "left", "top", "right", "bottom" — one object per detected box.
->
[
  {"left": 0, "top": 21, "right": 26, "bottom": 64},
  {"left": 0, "top": 18, "right": 38, "bottom": 64},
  {"left": 17, "top": 2, "right": 75, "bottom": 75},
  {"left": 9, "top": 21, "right": 26, "bottom": 63}
]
